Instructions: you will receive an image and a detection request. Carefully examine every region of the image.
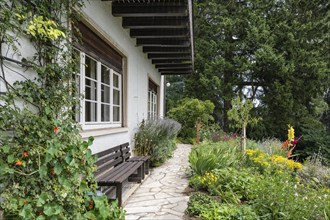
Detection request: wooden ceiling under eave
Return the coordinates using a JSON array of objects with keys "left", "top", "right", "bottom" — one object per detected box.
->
[{"left": 103, "top": 0, "right": 194, "bottom": 75}]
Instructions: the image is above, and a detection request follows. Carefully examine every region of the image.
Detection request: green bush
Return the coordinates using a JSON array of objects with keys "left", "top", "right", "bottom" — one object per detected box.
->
[
  {"left": 167, "top": 98, "right": 215, "bottom": 143},
  {"left": 254, "top": 138, "right": 288, "bottom": 157},
  {"left": 133, "top": 118, "right": 181, "bottom": 167},
  {"left": 187, "top": 193, "right": 258, "bottom": 220},
  {"left": 188, "top": 140, "right": 243, "bottom": 176},
  {"left": 249, "top": 172, "right": 330, "bottom": 219},
  {"left": 298, "top": 154, "right": 330, "bottom": 188},
  {"left": 187, "top": 139, "right": 330, "bottom": 220}
]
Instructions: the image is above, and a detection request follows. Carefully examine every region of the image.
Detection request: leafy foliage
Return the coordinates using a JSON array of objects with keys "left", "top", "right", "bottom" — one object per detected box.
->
[
  {"left": 188, "top": 140, "right": 243, "bottom": 176},
  {"left": 134, "top": 118, "right": 181, "bottom": 167},
  {"left": 167, "top": 98, "right": 214, "bottom": 143},
  {"left": 0, "top": 0, "right": 124, "bottom": 218},
  {"left": 171, "top": 0, "right": 330, "bottom": 150},
  {"left": 186, "top": 193, "right": 258, "bottom": 220},
  {"left": 187, "top": 140, "right": 330, "bottom": 220},
  {"left": 228, "top": 97, "right": 261, "bottom": 151}
]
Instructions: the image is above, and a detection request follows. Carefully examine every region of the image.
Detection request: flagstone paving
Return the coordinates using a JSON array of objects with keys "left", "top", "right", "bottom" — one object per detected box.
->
[{"left": 124, "top": 144, "right": 192, "bottom": 220}]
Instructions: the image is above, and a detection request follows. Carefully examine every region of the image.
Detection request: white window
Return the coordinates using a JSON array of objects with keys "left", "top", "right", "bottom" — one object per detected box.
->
[
  {"left": 148, "top": 81, "right": 158, "bottom": 120},
  {"left": 76, "top": 50, "right": 122, "bottom": 129}
]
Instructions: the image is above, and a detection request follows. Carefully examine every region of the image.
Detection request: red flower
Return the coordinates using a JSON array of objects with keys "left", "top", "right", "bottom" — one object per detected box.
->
[
  {"left": 23, "top": 151, "right": 28, "bottom": 157},
  {"left": 16, "top": 160, "right": 22, "bottom": 166},
  {"left": 51, "top": 169, "right": 56, "bottom": 175},
  {"left": 54, "top": 127, "right": 59, "bottom": 133},
  {"left": 291, "top": 135, "right": 302, "bottom": 146}
]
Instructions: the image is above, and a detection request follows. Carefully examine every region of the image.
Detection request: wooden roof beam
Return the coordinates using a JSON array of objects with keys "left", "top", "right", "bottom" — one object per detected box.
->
[
  {"left": 152, "top": 59, "right": 191, "bottom": 64},
  {"left": 112, "top": 4, "right": 188, "bottom": 17},
  {"left": 148, "top": 53, "right": 191, "bottom": 59},
  {"left": 123, "top": 17, "right": 188, "bottom": 29},
  {"left": 136, "top": 38, "right": 190, "bottom": 47},
  {"left": 155, "top": 64, "right": 193, "bottom": 69},
  {"left": 130, "top": 28, "right": 188, "bottom": 38},
  {"left": 143, "top": 46, "right": 190, "bottom": 54}
]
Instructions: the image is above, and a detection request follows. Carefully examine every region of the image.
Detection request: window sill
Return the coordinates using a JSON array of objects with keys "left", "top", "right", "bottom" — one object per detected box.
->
[{"left": 80, "top": 127, "right": 128, "bottom": 138}]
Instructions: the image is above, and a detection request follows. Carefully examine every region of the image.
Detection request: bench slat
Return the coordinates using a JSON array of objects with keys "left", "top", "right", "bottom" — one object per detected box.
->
[
  {"left": 95, "top": 151, "right": 121, "bottom": 167},
  {"left": 94, "top": 157, "right": 123, "bottom": 178},
  {"left": 97, "top": 161, "right": 143, "bottom": 184},
  {"left": 96, "top": 145, "right": 121, "bottom": 158}
]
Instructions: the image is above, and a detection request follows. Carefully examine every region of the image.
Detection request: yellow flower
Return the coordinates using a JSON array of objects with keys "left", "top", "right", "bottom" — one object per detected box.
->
[
  {"left": 245, "top": 149, "right": 255, "bottom": 156},
  {"left": 288, "top": 125, "right": 295, "bottom": 141}
]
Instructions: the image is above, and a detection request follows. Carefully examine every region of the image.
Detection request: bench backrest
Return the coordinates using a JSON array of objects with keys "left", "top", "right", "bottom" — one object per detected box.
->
[
  {"left": 94, "top": 145, "right": 122, "bottom": 178},
  {"left": 121, "top": 142, "right": 131, "bottom": 161}
]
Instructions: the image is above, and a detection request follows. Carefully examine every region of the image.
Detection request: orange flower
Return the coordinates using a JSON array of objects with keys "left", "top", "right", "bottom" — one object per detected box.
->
[
  {"left": 282, "top": 140, "right": 289, "bottom": 150},
  {"left": 16, "top": 160, "right": 22, "bottom": 166},
  {"left": 51, "top": 169, "right": 56, "bottom": 175},
  {"left": 23, "top": 151, "right": 28, "bottom": 157},
  {"left": 54, "top": 127, "right": 59, "bottom": 133},
  {"left": 88, "top": 200, "right": 93, "bottom": 209},
  {"left": 287, "top": 151, "right": 292, "bottom": 158}
]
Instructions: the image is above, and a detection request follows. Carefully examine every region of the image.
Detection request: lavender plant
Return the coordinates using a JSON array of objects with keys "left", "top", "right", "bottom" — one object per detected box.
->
[{"left": 134, "top": 118, "right": 181, "bottom": 166}]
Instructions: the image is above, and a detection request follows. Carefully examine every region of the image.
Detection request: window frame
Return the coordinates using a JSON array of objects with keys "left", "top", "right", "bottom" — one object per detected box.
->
[
  {"left": 76, "top": 50, "right": 123, "bottom": 130},
  {"left": 148, "top": 80, "right": 159, "bottom": 120}
]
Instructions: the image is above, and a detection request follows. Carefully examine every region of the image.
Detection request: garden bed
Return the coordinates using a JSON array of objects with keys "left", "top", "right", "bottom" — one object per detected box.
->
[{"left": 186, "top": 138, "right": 330, "bottom": 219}]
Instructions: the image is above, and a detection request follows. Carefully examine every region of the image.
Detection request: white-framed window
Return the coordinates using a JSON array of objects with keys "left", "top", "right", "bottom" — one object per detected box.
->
[
  {"left": 148, "top": 80, "right": 158, "bottom": 120},
  {"left": 75, "top": 50, "right": 122, "bottom": 129}
]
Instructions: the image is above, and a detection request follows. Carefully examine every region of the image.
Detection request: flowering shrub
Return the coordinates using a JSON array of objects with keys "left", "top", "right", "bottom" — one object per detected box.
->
[
  {"left": 134, "top": 118, "right": 181, "bottom": 166},
  {"left": 282, "top": 125, "right": 302, "bottom": 158},
  {"left": 187, "top": 139, "right": 330, "bottom": 219},
  {"left": 246, "top": 149, "right": 303, "bottom": 172},
  {"left": 0, "top": 1, "right": 125, "bottom": 219}
]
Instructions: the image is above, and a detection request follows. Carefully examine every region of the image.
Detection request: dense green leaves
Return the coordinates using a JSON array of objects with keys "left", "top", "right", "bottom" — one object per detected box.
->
[
  {"left": 167, "top": 98, "right": 215, "bottom": 142},
  {"left": 0, "top": 0, "right": 125, "bottom": 219},
  {"left": 167, "top": 0, "right": 330, "bottom": 158}
]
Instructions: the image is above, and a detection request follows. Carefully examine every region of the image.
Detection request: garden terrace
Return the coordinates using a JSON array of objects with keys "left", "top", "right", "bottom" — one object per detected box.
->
[{"left": 103, "top": 0, "right": 194, "bottom": 75}]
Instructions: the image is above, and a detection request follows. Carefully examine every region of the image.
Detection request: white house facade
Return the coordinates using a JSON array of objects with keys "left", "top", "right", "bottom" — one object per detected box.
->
[
  {"left": 76, "top": 0, "right": 194, "bottom": 154},
  {"left": 0, "top": 0, "right": 194, "bottom": 154}
]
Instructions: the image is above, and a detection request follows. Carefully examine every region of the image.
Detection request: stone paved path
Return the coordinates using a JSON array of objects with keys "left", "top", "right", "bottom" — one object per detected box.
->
[{"left": 124, "top": 144, "right": 191, "bottom": 220}]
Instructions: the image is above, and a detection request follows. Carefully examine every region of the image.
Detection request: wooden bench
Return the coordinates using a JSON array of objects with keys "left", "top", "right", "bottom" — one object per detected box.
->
[
  {"left": 94, "top": 145, "right": 144, "bottom": 206},
  {"left": 120, "top": 142, "right": 150, "bottom": 177}
]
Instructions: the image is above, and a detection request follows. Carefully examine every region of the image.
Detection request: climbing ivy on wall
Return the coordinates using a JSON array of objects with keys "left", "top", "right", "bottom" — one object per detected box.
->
[{"left": 0, "top": 1, "right": 124, "bottom": 219}]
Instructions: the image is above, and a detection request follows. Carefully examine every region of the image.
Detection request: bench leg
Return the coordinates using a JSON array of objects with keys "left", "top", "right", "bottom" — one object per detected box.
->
[
  {"left": 145, "top": 160, "right": 150, "bottom": 175},
  {"left": 116, "top": 183, "right": 123, "bottom": 207},
  {"left": 141, "top": 163, "right": 145, "bottom": 179},
  {"left": 128, "top": 166, "right": 142, "bottom": 183}
]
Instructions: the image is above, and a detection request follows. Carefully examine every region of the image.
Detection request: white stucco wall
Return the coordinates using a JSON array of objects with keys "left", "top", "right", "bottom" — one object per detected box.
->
[
  {"left": 0, "top": 1, "right": 165, "bottom": 154},
  {"left": 79, "top": 1, "right": 164, "bottom": 154}
]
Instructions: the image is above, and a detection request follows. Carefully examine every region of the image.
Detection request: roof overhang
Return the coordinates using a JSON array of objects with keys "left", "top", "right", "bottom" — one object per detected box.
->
[{"left": 104, "top": 0, "right": 194, "bottom": 75}]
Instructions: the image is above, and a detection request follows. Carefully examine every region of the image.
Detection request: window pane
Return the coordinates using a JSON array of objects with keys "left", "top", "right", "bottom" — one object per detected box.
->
[
  {"left": 101, "top": 65, "right": 110, "bottom": 85},
  {"left": 85, "top": 101, "right": 97, "bottom": 122},
  {"left": 113, "top": 74, "right": 119, "bottom": 88},
  {"left": 113, "top": 106, "right": 120, "bottom": 122},
  {"left": 101, "top": 85, "right": 110, "bottom": 103},
  {"left": 85, "top": 79, "right": 97, "bottom": 101},
  {"left": 113, "top": 89, "right": 120, "bottom": 105},
  {"left": 101, "top": 104, "right": 110, "bottom": 122},
  {"left": 85, "top": 56, "right": 97, "bottom": 80}
]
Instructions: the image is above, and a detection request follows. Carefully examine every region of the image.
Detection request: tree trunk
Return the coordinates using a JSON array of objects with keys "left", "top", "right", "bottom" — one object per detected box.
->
[{"left": 242, "top": 126, "right": 247, "bottom": 152}]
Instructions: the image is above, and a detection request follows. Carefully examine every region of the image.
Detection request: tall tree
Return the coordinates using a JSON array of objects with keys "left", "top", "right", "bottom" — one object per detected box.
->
[{"left": 182, "top": 0, "right": 329, "bottom": 141}]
